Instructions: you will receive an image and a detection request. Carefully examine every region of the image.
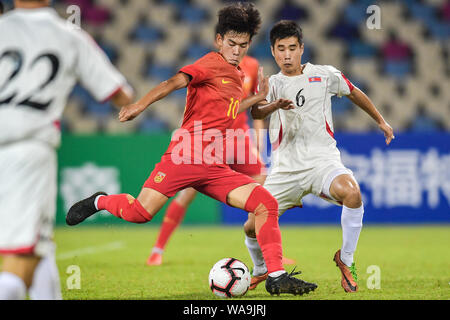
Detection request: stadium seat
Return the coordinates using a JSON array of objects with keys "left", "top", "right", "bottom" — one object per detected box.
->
[
  {"left": 344, "top": 2, "right": 370, "bottom": 27},
  {"left": 275, "top": 1, "right": 309, "bottom": 21},
  {"left": 349, "top": 40, "right": 377, "bottom": 58},
  {"left": 332, "top": 96, "right": 353, "bottom": 115},
  {"left": 176, "top": 4, "right": 209, "bottom": 25},
  {"left": 383, "top": 60, "right": 413, "bottom": 79},
  {"left": 130, "top": 23, "right": 165, "bottom": 44},
  {"left": 145, "top": 64, "right": 176, "bottom": 82},
  {"left": 138, "top": 116, "right": 170, "bottom": 133},
  {"left": 184, "top": 42, "right": 213, "bottom": 61},
  {"left": 301, "top": 43, "right": 315, "bottom": 64}
]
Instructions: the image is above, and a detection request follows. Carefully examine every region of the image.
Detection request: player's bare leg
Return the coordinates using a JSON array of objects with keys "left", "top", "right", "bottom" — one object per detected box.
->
[
  {"left": 147, "top": 187, "right": 197, "bottom": 265},
  {"left": 228, "top": 183, "right": 317, "bottom": 295},
  {"left": 66, "top": 188, "right": 168, "bottom": 226},
  {"left": 329, "top": 174, "right": 363, "bottom": 292},
  {"left": 0, "top": 254, "right": 40, "bottom": 299}
]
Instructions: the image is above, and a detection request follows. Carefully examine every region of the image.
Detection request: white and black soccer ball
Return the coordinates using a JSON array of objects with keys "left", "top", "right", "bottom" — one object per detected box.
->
[{"left": 208, "top": 257, "right": 251, "bottom": 298}]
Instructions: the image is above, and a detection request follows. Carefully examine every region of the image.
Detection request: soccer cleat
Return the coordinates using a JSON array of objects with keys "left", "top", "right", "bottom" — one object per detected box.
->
[
  {"left": 265, "top": 268, "right": 318, "bottom": 296},
  {"left": 66, "top": 192, "right": 107, "bottom": 226},
  {"left": 333, "top": 249, "right": 358, "bottom": 293},
  {"left": 249, "top": 272, "right": 268, "bottom": 290},
  {"left": 146, "top": 252, "right": 163, "bottom": 266}
]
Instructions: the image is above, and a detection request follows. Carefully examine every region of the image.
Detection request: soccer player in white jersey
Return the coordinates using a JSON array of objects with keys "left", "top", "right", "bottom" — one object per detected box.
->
[
  {"left": 0, "top": 0, "right": 134, "bottom": 300},
  {"left": 244, "top": 20, "right": 394, "bottom": 293}
]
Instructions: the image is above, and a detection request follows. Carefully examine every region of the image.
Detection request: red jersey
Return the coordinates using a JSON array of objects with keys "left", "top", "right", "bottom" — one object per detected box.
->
[
  {"left": 231, "top": 56, "right": 259, "bottom": 130},
  {"left": 164, "top": 52, "right": 245, "bottom": 164}
]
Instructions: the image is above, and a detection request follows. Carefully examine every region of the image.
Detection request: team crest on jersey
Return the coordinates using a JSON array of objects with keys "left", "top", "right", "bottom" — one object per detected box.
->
[
  {"left": 308, "top": 76, "right": 322, "bottom": 83},
  {"left": 154, "top": 171, "right": 166, "bottom": 183}
]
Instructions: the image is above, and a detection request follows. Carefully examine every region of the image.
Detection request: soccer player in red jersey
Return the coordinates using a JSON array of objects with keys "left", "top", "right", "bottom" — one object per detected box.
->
[
  {"left": 146, "top": 55, "right": 267, "bottom": 266},
  {"left": 66, "top": 2, "right": 317, "bottom": 296}
]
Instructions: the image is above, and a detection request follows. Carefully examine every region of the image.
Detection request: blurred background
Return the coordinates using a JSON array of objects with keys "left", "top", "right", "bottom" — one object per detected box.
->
[
  {"left": 2, "top": 0, "right": 448, "bottom": 225},
  {"left": 3, "top": 0, "right": 449, "bottom": 133}
]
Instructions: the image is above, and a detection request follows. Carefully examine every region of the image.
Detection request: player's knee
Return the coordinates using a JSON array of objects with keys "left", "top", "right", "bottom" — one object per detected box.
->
[
  {"left": 344, "top": 187, "right": 362, "bottom": 208},
  {"left": 244, "top": 186, "right": 278, "bottom": 217},
  {"left": 128, "top": 199, "right": 153, "bottom": 223},
  {"left": 175, "top": 188, "right": 197, "bottom": 207}
]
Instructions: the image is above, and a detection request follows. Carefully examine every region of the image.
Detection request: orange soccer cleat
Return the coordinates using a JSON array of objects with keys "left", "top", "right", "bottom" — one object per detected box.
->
[
  {"left": 249, "top": 272, "right": 268, "bottom": 290},
  {"left": 333, "top": 249, "right": 358, "bottom": 293}
]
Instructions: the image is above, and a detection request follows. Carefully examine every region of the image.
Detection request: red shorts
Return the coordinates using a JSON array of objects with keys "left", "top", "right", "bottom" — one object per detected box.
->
[
  {"left": 144, "top": 156, "right": 255, "bottom": 204},
  {"left": 226, "top": 132, "right": 267, "bottom": 177}
]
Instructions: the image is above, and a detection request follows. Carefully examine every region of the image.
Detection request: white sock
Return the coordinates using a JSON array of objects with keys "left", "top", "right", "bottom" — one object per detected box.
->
[
  {"left": 244, "top": 235, "right": 267, "bottom": 276},
  {"left": 94, "top": 195, "right": 105, "bottom": 210},
  {"left": 268, "top": 270, "right": 287, "bottom": 278},
  {"left": 29, "top": 254, "right": 62, "bottom": 300},
  {"left": 0, "top": 272, "right": 27, "bottom": 300},
  {"left": 340, "top": 204, "right": 364, "bottom": 267},
  {"left": 151, "top": 247, "right": 164, "bottom": 255}
]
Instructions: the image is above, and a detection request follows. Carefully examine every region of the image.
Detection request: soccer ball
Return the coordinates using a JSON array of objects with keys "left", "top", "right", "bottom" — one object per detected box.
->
[{"left": 208, "top": 257, "right": 251, "bottom": 298}]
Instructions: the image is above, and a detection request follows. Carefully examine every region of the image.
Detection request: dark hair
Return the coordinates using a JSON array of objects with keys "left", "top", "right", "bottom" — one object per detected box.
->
[
  {"left": 215, "top": 2, "right": 261, "bottom": 40},
  {"left": 270, "top": 20, "right": 303, "bottom": 47},
  {"left": 0, "top": 1, "right": 4, "bottom": 14}
]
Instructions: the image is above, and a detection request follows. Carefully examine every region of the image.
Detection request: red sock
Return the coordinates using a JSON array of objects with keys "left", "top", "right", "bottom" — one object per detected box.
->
[
  {"left": 154, "top": 200, "right": 187, "bottom": 250},
  {"left": 97, "top": 194, "right": 152, "bottom": 224},
  {"left": 244, "top": 186, "right": 283, "bottom": 274}
]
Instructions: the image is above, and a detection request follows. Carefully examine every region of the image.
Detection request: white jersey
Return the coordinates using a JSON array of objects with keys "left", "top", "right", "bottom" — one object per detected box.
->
[
  {"left": 0, "top": 7, "right": 127, "bottom": 147},
  {"left": 266, "top": 62, "right": 353, "bottom": 173}
]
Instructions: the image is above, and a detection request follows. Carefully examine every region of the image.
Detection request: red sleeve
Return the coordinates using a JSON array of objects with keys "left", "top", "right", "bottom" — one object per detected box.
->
[
  {"left": 179, "top": 63, "right": 209, "bottom": 86},
  {"left": 341, "top": 72, "right": 355, "bottom": 92}
]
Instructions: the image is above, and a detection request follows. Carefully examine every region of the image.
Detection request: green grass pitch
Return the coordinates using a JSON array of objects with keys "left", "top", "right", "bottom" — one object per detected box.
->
[{"left": 54, "top": 225, "right": 449, "bottom": 300}]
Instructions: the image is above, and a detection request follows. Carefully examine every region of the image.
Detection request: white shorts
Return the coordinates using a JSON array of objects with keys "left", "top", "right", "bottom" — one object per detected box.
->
[
  {"left": 264, "top": 160, "right": 355, "bottom": 215},
  {"left": 0, "top": 141, "right": 57, "bottom": 257}
]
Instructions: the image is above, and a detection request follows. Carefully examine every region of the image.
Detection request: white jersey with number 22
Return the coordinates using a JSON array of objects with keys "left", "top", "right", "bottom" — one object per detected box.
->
[{"left": 0, "top": 7, "right": 127, "bottom": 147}]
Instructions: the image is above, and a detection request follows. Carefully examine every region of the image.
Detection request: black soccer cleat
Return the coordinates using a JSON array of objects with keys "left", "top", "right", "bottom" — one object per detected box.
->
[
  {"left": 265, "top": 268, "right": 318, "bottom": 296},
  {"left": 66, "top": 192, "right": 107, "bottom": 226}
]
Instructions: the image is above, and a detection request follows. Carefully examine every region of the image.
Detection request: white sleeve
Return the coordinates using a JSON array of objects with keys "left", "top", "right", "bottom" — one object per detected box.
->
[
  {"left": 73, "top": 29, "right": 127, "bottom": 102},
  {"left": 265, "top": 77, "right": 277, "bottom": 103},
  {"left": 324, "top": 65, "right": 353, "bottom": 97}
]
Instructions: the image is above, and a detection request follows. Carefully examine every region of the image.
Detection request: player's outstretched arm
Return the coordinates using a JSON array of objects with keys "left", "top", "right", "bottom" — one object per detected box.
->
[
  {"left": 110, "top": 85, "right": 135, "bottom": 109},
  {"left": 238, "top": 66, "right": 269, "bottom": 114},
  {"left": 239, "top": 92, "right": 268, "bottom": 114},
  {"left": 251, "top": 99, "right": 295, "bottom": 120},
  {"left": 346, "top": 87, "right": 395, "bottom": 145},
  {"left": 119, "top": 72, "right": 190, "bottom": 122}
]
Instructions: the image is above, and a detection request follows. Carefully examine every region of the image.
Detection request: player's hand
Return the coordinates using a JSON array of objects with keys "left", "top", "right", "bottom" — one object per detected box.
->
[
  {"left": 379, "top": 121, "right": 395, "bottom": 145},
  {"left": 118, "top": 103, "right": 145, "bottom": 122},
  {"left": 257, "top": 66, "right": 269, "bottom": 98},
  {"left": 275, "top": 98, "right": 295, "bottom": 110}
]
